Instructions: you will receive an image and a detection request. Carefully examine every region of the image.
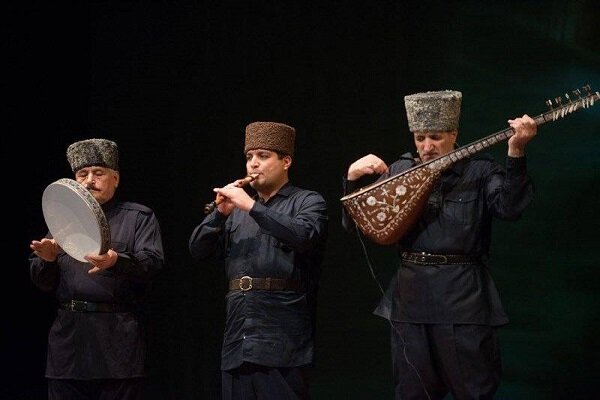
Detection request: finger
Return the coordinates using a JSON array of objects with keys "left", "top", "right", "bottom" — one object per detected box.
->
[
  {"left": 88, "top": 266, "right": 101, "bottom": 274},
  {"left": 508, "top": 121, "right": 522, "bottom": 130}
]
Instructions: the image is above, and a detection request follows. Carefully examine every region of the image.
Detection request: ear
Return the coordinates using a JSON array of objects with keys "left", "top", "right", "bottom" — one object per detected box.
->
[
  {"left": 449, "top": 130, "right": 458, "bottom": 143},
  {"left": 283, "top": 155, "right": 292, "bottom": 170},
  {"left": 113, "top": 170, "right": 120, "bottom": 188}
]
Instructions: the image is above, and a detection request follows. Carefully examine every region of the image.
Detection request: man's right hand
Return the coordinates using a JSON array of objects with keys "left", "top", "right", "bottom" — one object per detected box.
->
[
  {"left": 30, "top": 238, "right": 59, "bottom": 262},
  {"left": 347, "top": 154, "right": 389, "bottom": 181}
]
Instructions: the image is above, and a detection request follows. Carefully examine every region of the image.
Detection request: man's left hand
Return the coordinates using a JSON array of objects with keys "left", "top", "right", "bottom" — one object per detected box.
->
[
  {"left": 508, "top": 114, "right": 537, "bottom": 157},
  {"left": 213, "top": 184, "right": 255, "bottom": 212},
  {"left": 85, "top": 249, "right": 118, "bottom": 274}
]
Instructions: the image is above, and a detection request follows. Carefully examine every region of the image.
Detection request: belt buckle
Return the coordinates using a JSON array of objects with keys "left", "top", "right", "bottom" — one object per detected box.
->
[
  {"left": 70, "top": 300, "right": 87, "bottom": 312},
  {"left": 239, "top": 276, "right": 253, "bottom": 291}
]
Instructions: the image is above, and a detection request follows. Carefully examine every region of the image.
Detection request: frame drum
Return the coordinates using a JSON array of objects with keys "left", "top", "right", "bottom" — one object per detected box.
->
[{"left": 42, "top": 178, "right": 111, "bottom": 262}]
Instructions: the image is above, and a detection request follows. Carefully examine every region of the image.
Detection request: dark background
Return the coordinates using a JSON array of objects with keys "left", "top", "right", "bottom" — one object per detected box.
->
[{"left": 6, "top": 1, "right": 599, "bottom": 399}]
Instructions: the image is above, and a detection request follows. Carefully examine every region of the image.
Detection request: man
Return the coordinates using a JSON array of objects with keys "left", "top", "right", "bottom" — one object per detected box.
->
[
  {"left": 30, "top": 138, "right": 164, "bottom": 400},
  {"left": 342, "top": 90, "right": 537, "bottom": 400},
  {"left": 189, "top": 121, "right": 328, "bottom": 400}
]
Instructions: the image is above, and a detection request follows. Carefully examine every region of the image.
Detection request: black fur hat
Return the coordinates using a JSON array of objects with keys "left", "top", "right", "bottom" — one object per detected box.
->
[{"left": 66, "top": 138, "right": 119, "bottom": 172}]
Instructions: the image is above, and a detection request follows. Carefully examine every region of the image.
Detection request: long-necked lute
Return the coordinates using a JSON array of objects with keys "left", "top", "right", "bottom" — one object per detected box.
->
[{"left": 340, "top": 85, "right": 599, "bottom": 245}]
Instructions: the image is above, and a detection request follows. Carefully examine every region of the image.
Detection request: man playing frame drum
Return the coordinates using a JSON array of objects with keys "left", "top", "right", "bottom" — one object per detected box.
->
[
  {"left": 29, "top": 138, "right": 164, "bottom": 400},
  {"left": 342, "top": 90, "right": 537, "bottom": 399}
]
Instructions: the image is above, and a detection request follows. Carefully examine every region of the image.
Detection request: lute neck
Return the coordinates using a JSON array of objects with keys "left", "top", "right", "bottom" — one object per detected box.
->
[{"left": 425, "top": 90, "right": 599, "bottom": 172}]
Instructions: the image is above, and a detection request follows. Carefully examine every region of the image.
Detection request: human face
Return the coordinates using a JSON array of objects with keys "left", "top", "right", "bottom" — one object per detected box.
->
[
  {"left": 245, "top": 149, "right": 291, "bottom": 195},
  {"left": 74, "top": 166, "right": 119, "bottom": 205},
  {"left": 413, "top": 130, "right": 457, "bottom": 162}
]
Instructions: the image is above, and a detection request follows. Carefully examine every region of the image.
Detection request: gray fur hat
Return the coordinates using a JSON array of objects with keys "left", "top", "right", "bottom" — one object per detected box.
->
[
  {"left": 244, "top": 121, "right": 295, "bottom": 156},
  {"left": 404, "top": 90, "right": 462, "bottom": 132},
  {"left": 66, "top": 138, "right": 119, "bottom": 172}
]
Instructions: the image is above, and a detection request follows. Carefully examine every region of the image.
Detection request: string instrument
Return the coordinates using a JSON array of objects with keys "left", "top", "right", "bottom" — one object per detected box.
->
[
  {"left": 340, "top": 85, "right": 599, "bottom": 245},
  {"left": 203, "top": 174, "right": 257, "bottom": 214}
]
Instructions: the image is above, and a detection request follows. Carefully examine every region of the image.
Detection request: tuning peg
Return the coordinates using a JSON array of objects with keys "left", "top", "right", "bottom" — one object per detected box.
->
[
  {"left": 554, "top": 96, "right": 563, "bottom": 106},
  {"left": 546, "top": 99, "right": 554, "bottom": 110},
  {"left": 583, "top": 84, "right": 591, "bottom": 94},
  {"left": 564, "top": 93, "right": 572, "bottom": 102},
  {"left": 572, "top": 89, "right": 582, "bottom": 99}
]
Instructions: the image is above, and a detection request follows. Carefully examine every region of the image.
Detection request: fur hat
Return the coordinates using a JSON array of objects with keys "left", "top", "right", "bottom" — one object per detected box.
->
[
  {"left": 404, "top": 90, "right": 462, "bottom": 132},
  {"left": 66, "top": 138, "right": 119, "bottom": 172},
  {"left": 244, "top": 122, "right": 295, "bottom": 156}
]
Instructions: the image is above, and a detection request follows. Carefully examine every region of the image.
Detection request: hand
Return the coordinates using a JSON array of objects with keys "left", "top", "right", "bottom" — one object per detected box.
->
[
  {"left": 214, "top": 192, "right": 234, "bottom": 216},
  {"left": 85, "top": 249, "right": 118, "bottom": 274},
  {"left": 347, "top": 154, "right": 389, "bottom": 180},
  {"left": 30, "top": 238, "right": 59, "bottom": 262},
  {"left": 214, "top": 183, "right": 255, "bottom": 213},
  {"left": 508, "top": 114, "right": 537, "bottom": 157}
]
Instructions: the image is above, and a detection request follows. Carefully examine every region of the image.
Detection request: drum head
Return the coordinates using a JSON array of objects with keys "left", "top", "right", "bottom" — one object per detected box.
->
[{"left": 42, "top": 178, "right": 111, "bottom": 262}]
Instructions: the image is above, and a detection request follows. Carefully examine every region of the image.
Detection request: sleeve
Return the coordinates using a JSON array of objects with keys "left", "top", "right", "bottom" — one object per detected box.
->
[
  {"left": 249, "top": 191, "right": 328, "bottom": 254},
  {"left": 485, "top": 156, "right": 535, "bottom": 220},
  {"left": 111, "top": 210, "right": 165, "bottom": 282},
  {"left": 188, "top": 209, "right": 229, "bottom": 260},
  {"left": 29, "top": 253, "right": 60, "bottom": 292}
]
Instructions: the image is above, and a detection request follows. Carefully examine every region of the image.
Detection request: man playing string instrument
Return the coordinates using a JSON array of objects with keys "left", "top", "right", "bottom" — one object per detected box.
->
[{"left": 342, "top": 90, "right": 537, "bottom": 400}]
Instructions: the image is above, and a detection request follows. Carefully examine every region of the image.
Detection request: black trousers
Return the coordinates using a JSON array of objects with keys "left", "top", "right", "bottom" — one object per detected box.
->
[
  {"left": 391, "top": 323, "right": 501, "bottom": 400},
  {"left": 222, "top": 362, "right": 311, "bottom": 400},
  {"left": 47, "top": 378, "right": 144, "bottom": 400}
]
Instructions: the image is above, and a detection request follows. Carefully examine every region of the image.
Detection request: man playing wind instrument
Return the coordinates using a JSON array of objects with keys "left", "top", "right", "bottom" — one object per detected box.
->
[{"left": 190, "top": 122, "right": 328, "bottom": 400}]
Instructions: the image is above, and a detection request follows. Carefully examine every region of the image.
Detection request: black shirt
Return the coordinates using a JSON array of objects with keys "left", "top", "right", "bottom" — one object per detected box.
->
[
  {"left": 189, "top": 183, "right": 328, "bottom": 370},
  {"left": 29, "top": 198, "right": 164, "bottom": 379},
  {"left": 343, "top": 153, "right": 534, "bottom": 325}
]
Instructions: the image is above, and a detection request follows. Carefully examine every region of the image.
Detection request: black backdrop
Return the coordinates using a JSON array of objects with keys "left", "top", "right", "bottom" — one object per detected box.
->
[{"left": 6, "top": 1, "right": 599, "bottom": 399}]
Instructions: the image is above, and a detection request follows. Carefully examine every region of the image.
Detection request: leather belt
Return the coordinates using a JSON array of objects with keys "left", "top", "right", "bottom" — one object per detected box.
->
[
  {"left": 60, "top": 300, "right": 138, "bottom": 313},
  {"left": 229, "top": 276, "right": 304, "bottom": 293},
  {"left": 402, "top": 252, "right": 481, "bottom": 265}
]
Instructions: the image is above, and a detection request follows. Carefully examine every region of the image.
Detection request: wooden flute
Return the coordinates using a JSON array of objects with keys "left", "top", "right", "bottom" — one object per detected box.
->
[{"left": 203, "top": 174, "right": 257, "bottom": 214}]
